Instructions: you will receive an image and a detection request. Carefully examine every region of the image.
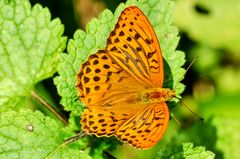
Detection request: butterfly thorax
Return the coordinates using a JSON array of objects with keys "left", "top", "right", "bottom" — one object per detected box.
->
[{"left": 141, "top": 87, "right": 175, "bottom": 104}]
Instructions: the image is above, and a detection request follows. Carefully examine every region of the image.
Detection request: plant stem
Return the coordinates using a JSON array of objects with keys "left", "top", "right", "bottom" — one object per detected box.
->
[{"left": 31, "top": 91, "right": 68, "bottom": 125}]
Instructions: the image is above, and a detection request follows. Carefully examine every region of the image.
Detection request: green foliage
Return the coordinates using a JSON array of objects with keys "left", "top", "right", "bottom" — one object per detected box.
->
[
  {"left": 212, "top": 116, "right": 240, "bottom": 159},
  {"left": 173, "top": 1, "right": 240, "bottom": 159},
  {"left": 0, "top": 109, "right": 91, "bottom": 159},
  {"left": 1, "top": 0, "right": 238, "bottom": 158},
  {"left": 174, "top": 0, "right": 240, "bottom": 98},
  {"left": 0, "top": 0, "right": 66, "bottom": 111},
  {"left": 156, "top": 143, "right": 215, "bottom": 159},
  {"left": 0, "top": 0, "right": 187, "bottom": 158},
  {"left": 183, "top": 143, "right": 215, "bottom": 159},
  {"left": 174, "top": 0, "right": 240, "bottom": 54},
  {"left": 156, "top": 144, "right": 183, "bottom": 159}
]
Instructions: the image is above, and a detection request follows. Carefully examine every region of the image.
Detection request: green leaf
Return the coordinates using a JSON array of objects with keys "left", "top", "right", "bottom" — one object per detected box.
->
[
  {"left": 183, "top": 143, "right": 215, "bottom": 159},
  {"left": 155, "top": 143, "right": 215, "bottom": 159},
  {"left": 174, "top": 0, "right": 240, "bottom": 54},
  {"left": 156, "top": 144, "right": 184, "bottom": 159},
  {"left": 0, "top": 109, "right": 91, "bottom": 159},
  {"left": 55, "top": 0, "right": 185, "bottom": 113},
  {"left": 180, "top": 119, "right": 217, "bottom": 151},
  {"left": 0, "top": 0, "right": 67, "bottom": 111}
]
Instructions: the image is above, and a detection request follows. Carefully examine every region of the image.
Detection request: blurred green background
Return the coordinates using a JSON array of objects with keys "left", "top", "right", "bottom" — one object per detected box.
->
[{"left": 29, "top": 0, "right": 240, "bottom": 159}]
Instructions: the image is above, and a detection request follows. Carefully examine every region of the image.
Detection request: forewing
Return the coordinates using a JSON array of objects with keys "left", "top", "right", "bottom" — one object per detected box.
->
[
  {"left": 106, "top": 6, "right": 164, "bottom": 87},
  {"left": 76, "top": 50, "right": 146, "bottom": 108}
]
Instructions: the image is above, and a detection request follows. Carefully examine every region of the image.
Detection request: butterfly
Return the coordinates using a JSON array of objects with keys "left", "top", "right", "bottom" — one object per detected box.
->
[{"left": 76, "top": 6, "right": 176, "bottom": 149}]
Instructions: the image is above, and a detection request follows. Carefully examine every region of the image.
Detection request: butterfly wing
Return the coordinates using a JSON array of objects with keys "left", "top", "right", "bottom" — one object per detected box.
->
[
  {"left": 81, "top": 107, "right": 127, "bottom": 137},
  {"left": 77, "top": 50, "right": 149, "bottom": 137},
  {"left": 116, "top": 102, "right": 169, "bottom": 148},
  {"left": 77, "top": 50, "right": 146, "bottom": 108},
  {"left": 106, "top": 6, "right": 164, "bottom": 87}
]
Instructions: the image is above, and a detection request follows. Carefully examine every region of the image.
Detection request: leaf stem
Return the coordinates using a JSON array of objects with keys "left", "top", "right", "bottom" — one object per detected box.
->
[{"left": 31, "top": 91, "right": 68, "bottom": 125}]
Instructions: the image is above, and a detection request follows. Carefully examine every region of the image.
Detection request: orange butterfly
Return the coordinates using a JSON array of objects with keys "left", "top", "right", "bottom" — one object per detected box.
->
[{"left": 76, "top": 6, "right": 176, "bottom": 149}]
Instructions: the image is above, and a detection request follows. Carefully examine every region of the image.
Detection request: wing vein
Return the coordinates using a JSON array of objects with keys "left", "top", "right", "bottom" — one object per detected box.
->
[
  {"left": 127, "top": 32, "right": 152, "bottom": 79},
  {"left": 108, "top": 49, "right": 151, "bottom": 85},
  {"left": 124, "top": 40, "right": 150, "bottom": 78}
]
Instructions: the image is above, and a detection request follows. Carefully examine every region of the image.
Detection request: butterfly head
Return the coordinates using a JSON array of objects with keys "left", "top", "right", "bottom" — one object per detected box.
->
[{"left": 159, "top": 88, "right": 176, "bottom": 102}]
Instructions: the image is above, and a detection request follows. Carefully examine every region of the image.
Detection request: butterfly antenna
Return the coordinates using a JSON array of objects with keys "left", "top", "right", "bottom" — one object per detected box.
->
[
  {"left": 179, "top": 100, "right": 204, "bottom": 122},
  {"left": 171, "top": 113, "right": 182, "bottom": 127},
  {"left": 185, "top": 56, "right": 198, "bottom": 74},
  {"left": 63, "top": 131, "right": 87, "bottom": 145}
]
